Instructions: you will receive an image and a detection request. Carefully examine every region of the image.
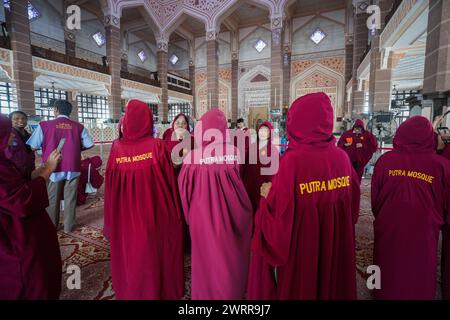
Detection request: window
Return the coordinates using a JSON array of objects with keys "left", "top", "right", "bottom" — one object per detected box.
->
[
  {"left": 92, "top": 31, "right": 106, "bottom": 47},
  {"left": 254, "top": 39, "right": 267, "bottom": 53},
  {"left": 169, "top": 54, "right": 179, "bottom": 65},
  {"left": 148, "top": 103, "right": 158, "bottom": 123},
  {"left": 3, "top": 1, "right": 41, "bottom": 20},
  {"left": 27, "top": 2, "right": 40, "bottom": 20},
  {"left": 77, "top": 94, "right": 109, "bottom": 125},
  {"left": 310, "top": 28, "right": 326, "bottom": 45},
  {"left": 168, "top": 103, "right": 192, "bottom": 123},
  {"left": 137, "top": 50, "right": 147, "bottom": 63},
  {"left": 35, "top": 88, "right": 67, "bottom": 120},
  {"left": 0, "top": 81, "right": 17, "bottom": 115},
  {"left": 358, "top": 1, "right": 369, "bottom": 11}
]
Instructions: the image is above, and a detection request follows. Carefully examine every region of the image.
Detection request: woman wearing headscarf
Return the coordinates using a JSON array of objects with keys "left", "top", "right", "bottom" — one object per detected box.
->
[
  {"left": 178, "top": 108, "right": 253, "bottom": 300},
  {"left": 242, "top": 121, "right": 279, "bottom": 213},
  {"left": 103, "top": 99, "right": 184, "bottom": 300},
  {"left": 244, "top": 122, "right": 280, "bottom": 299},
  {"left": 163, "top": 113, "right": 194, "bottom": 174},
  {"left": 163, "top": 113, "right": 195, "bottom": 253},
  {"left": 338, "top": 119, "right": 378, "bottom": 180},
  {"left": 372, "top": 116, "right": 450, "bottom": 300},
  {"left": 249, "top": 93, "right": 360, "bottom": 300},
  {"left": 0, "top": 114, "right": 62, "bottom": 300}
]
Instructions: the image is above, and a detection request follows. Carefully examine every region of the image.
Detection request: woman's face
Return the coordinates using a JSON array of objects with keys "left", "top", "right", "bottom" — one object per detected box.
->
[
  {"left": 174, "top": 117, "right": 188, "bottom": 130},
  {"left": 11, "top": 113, "right": 27, "bottom": 129},
  {"left": 258, "top": 126, "right": 270, "bottom": 142}
]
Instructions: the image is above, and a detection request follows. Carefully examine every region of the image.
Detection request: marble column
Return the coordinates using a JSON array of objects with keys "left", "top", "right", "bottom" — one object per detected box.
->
[
  {"left": 423, "top": 0, "right": 450, "bottom": 120},
  {"left": 105, "top": 14, "right": 122, "bottom": 121},
  {"left": 9, "top": 0, "right": 35, "bottom": 115},
  {"left": 270, "top": 17, "right": 284, "bottom": 111},
  {"left": 206, "top": 30, "right": 219, "bottom": 109},
  {"left": 156, "top": 36, "right": 169, "bottom": 123}
]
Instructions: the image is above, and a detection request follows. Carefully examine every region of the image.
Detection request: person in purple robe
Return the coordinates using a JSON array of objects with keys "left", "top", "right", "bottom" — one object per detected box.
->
[
  {"left": 0, "top": 114, "right": 63, "bottom": 300},
  {"left": 178, "top": 108, "right": 253, "bottom": 300},
  {"left": 5, "top": 111, "right": 35, "bottom": 178}
]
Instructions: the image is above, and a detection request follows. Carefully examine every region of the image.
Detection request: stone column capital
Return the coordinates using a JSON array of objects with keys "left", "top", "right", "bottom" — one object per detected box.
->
[
  {"left": 64, "top": 28, "right": 76, "bottom": 41},
  {"left": 345, "top": 33, "right": 354, "bottom": 45},
  {"left": 206, "top": 29, "right": 219, "bottom": 41},
  {"left": 231, "top": 51, "right": 239, "bottom": 60},
  {"left": 156, "top": 34, "right": 169, "bottom": 52},
  {"left": 270, "top": 15, "right": 284, "bottom": 31},
  {"left": 104, "top": 13, "right": 120, "bottom": 28}
]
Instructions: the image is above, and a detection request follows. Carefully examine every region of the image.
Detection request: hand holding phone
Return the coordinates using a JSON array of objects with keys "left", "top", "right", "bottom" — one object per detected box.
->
[{"left": 57, "top": 138, "right": 66, "bottom": 152}]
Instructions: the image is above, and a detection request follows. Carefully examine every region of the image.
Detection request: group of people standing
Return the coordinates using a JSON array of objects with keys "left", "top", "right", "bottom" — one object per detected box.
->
[
  {"left": 104, "top": 92, "right": 450, "bottom": 300},
  {"left": 0, "top": 100, "right": 94, "bottom": 299},
  {"left": 0, "top": 91, "right": 449, "bottom": 300}
]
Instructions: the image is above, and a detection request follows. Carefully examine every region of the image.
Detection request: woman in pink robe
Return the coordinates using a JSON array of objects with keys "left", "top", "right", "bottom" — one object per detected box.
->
[
  {"left": 242, "top": 121, "right": 279, "bottom": 213},
  {"left": 163, "top": 113, "right": 194, "bottom": 253},
  {"left": 249, "top": 92, "right": 360, "bottom": 300},
  {"left": 244, "top": 121, "right": 279, "bottom": 300},
  {"left": 372, "top": 116, "right": 450, "bottom": 300},
  {"left": 178, "top": 108, "right": 253, "bottom": 300},
  {"left": 0, "top": 114, "right": 62, "bottom": 300}
]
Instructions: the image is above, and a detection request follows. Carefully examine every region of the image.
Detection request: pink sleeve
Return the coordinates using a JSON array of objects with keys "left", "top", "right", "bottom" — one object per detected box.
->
[
  {"left": 103, "top": 145, "right": 116, "bottom": 240},
  {"left": 178, "top": 162, "right": 193, "bottom": 225},
  {"left": 371, "top": 160, "right": 383, "bottom": 217},
  {"left": 351, "top": 167, "right": 361, "bottom": 224},
  {"left": 252, "top": 157, "right": 295, "bottom": 267}
]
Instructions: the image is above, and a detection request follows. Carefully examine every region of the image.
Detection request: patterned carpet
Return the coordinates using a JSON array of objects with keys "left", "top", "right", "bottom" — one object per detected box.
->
[{"left": 56, "top": 177, "right": 381, "bottom": 300}]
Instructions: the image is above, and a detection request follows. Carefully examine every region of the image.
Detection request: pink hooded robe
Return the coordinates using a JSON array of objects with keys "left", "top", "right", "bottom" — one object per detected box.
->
[
  {"left": 338, "top": 119, "right": 378, "bottom": 180},
  {"left": 371, "top": 116, "right": 450, "bottom": 300},
  {"left": 438, "top": 140, "right": 450, "bottom": 300},
  {"left": 178, "top": 108, "right": 253, "bottom": 300},
  {"left": 249, "top": 93, "right": 360, "bottom": 300},
  {"left": 0, "top": 114, "right": 61, "bottom": 300},
  {"left": 104, "top": 99, "right": 184, "bottom": 300}
]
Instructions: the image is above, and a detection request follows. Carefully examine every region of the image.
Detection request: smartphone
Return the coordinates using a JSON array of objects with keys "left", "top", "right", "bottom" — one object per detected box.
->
[{"left": 57, "top": 138, "right": 66, "bottom": 152}]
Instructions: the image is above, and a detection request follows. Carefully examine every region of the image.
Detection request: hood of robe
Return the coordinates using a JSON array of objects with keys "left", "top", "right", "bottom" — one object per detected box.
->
[
  {"left": 0, "top": 114, "right": 11, "bottom": 152},
  {"left": 353, "top": 119, "right": 365, "bottom": 131},
  {"left": 287, "top": 92, "right": 335, "bottom": 148},
  {"left": 393, "top": 116, "right": 437, "bottom": 152},
  {"left": 197, "top": 107, "right": 227, "bottom": 147},
  {"left": 122, "top": 99, "right": 153, "bottom": 141}
]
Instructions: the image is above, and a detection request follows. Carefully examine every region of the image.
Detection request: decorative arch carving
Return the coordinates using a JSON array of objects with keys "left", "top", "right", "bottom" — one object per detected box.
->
[
  {"left": 290, "top": 63, "right": 345, "bottom": 131},
  {"left": 196, "top": 80, "right": 231, "bottom": 119},
  {"left": 238, "top": 64, "right": 271, "bottom": 119}
]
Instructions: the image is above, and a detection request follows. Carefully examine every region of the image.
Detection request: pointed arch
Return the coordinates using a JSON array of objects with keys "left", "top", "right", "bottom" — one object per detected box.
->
[
  {"left": 290, "top": 63, "right": 345, "bottom": 131},
  {"left": 238, "top": 65, "right": 271, "bottom": 119}
]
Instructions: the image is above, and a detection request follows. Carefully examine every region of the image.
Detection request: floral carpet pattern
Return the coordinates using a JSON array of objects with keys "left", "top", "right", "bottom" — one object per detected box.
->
[
  {"left": 56, "top": 178, "right": 377, "bottom": 300},
  {"left": 57, "top": 176, "right": 441, "bottom": 300}
]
